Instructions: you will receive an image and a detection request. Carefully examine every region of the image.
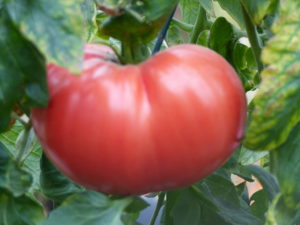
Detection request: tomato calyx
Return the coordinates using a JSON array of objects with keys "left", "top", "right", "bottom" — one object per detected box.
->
[
  {"left": 95, "top": 0, "right": 177, "bottom": 64},
  {"left": 120, "top": 42, "right": 150, "bottom": 65}
]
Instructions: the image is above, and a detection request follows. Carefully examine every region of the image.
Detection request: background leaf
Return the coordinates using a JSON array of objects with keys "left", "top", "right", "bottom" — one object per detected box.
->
[
  {"left": 41, "top": 191, "right": 131, "bottom": 225},
  {"left": 40, "top": 154, "right": 84, "bottom": 204},
  {"left": 273, "top": 123, "right": 300, "bottom": 209},
  {"left": 238, "top": 146, "right": 268, "bottom": 166},
  {"left": 214, "top": 0, "right": 245, "bottom": 28},
  {"left": 98, "top": 0, "right": 178, "bottom": 43},
  {"left": 244, "top": 1, "right": 300, "bottom": 150},
  {"left": 232, "top": 42, "right": 257, "bottom": 91},
  {"left": 179, "top": 0, "right": 200, "bottom": 24},
  {"left": 250, "top": 190, "right": 269, "bottom": 220},
  {"left": 245, "top": 165, "right": 279, "bottom": 202},
  {"left": 5, "top": 0, "right": 84, "bottom": 72},
  {"left": 0, "top": 190, "right": 44, "bottom": 225},
  {"left": 0, "top": 142, "right": 33, "bottom": 197},
  {"left": 0, "top": 8, "right": 48, "bottom": 132},
  {"left": 265, "top": 195, "right": 298, "bottom": 225},
  {"left": 0, "top": 123, "right": 43, "bottom": 192},
  {"left": 81, "top": 0, "right": 98, "bottom": 41},
  {"left": 199, "top": 0, "right": 214, "bottom": 16},
  {"left": 166, "top": 20, "right": 186, "bottom": 46},
  {"left": 166, "top": 188, "right": 229, "bottom": 225},
  {"left": 240, "top": 0, "right": 280, "bottom": 25},
  {"left": 208, "top": 17, "right": 234, "bottom": 59}
]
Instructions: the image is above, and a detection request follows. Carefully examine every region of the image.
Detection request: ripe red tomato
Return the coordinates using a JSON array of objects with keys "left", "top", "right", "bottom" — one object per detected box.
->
[{"left": 32, "top": 44, "right": 247, "bottom": 195}]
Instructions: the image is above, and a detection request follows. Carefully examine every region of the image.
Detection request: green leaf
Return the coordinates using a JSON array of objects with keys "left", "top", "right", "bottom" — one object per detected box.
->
[
  {"left": 199, "top": 0, "right": 214, "bottom": 16},
  {"left": 5, "top": 163, "right": 33, "bottom": 197},
  {"left": 0, "top": 122, "right": 23, "bottom": 155},
  {"left": 122, "top": 213, "right": 141, "bottom": 225},
  {"left": 238, "top": 146, "right": 268, "bottom": 166},
  {"left": 0, "top": 111, "right": 10, "bottom": 133},
  {"left": 0, "top": 190, "right": 44, "bottom": 225},
  {"left": 215, "top": 0, "right": 245, "bottom": 28},
  {"left": 198, "top": 175, "right": 264, "bottom": 225},
  {"left": 98, "top": 0, "right": 178, "bottom": 43},
  {"left": 232, "top": 42, "right": 257, "bottom": 91},
  {"left": 40, "top": 154, "right": 84, "bottom": 203},
  {"left": 41, "top": 191, "right": 131, "bottom": 225},
  {"left": 161, "top": 190, "right": 181, "bottom": 225},
  {"left": 208, "top": 17, "right": 234, "bottom": 59},
  {"left": 81, "top": 0, "right": 98, "bottom": 42},
  {"left": 167, "top": 21, "right": 185, "bottom": 46},
  {"left": 180, "top": 0, "right": 199, "bottom": 24},
  {"left": 169, "top": 188, "right": 229, "bottom": 225},
  {"left": 222, "top": 149, "right": 254, "bottom": 182},
  {"left": 293, "top": 211, "right": 300, "bottom": 225},
  {"left": 240, "top": 0, "right": 280, "bottom": 25},
  {"left": 236, "top": 182, "right": 250, "bottom": 205},
  {"left": 0, "top": 8, "right": 48, "bottom": 132},
  {"left": 22, "top": 137, "right": 42, "bottom": 192},
  {"left": 201, "top": 174, "right": 241, "bottom": 206},
  {"left": 168, "top": 183, "right": 263, "bottom": 225},
  {"left": 244, "top": 1, "right": 300, "bottom": 150},
  {"left": 213, "top": 199, "right": 263, "bottom": 225},
  {"left": 125, "top": 197, "right": 149, "bottom": 213},
  {"left": 197, "top": 30, "right": 210, "bottom": 47},
  {"left": 273, "top": 123, "right": 300, "bottom": 209},
  {"left": 5, "top": 0, "right": 84, "bottom": 72},
  {"left": 165, "top": 172, "right": 262, "bottom": 225},
  {"left": 245, "top": 165, "right": 279, "bottom": 202},
  {"left": 250, "top": 190, "right": 269, "bottom": 220},
  {"left": 171, "top": 189, "right": 201, "bottom": 225},
  {"left": 0, "top": 142, "right": 10, "bottom": 185},
  {"left": 0, "top": 142, "right": 33, "bottom": 197},
  {"left": 122, "top": 197, "right": 149, "bottom": 225},
  {"left": 0, "top": 123, "right": 42, "bottom": 191},
  {"left": 265, "top": 195, "right": 298, "bottom": 225}
]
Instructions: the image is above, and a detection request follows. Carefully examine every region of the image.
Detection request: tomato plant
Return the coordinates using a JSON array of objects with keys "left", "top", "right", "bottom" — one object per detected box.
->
[
  {"left": 31, "top": 44, "right": 246, "bottom": 195},
  {"left": 1, "top": 0, "right": 300, "bottom": 225}
]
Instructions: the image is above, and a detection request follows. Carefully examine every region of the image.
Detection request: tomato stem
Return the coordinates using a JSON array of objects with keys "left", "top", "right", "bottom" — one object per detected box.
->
[
  {"left": 189, "top": 6, "right": 207, "bottom": 44},
  {"left": 148, "top": 192, "right": 166, "bottom": 225},
  {"left": 240, "top": 2, "right": 264, "bottom": 75},
  {"left": 120, "top": 42, "right": 149, "bottom": 64}
]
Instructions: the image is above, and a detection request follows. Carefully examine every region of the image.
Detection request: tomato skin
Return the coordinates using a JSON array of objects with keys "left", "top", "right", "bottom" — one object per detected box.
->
[{"left": 32, "top": 44, "right": 247, "bottom": 195}]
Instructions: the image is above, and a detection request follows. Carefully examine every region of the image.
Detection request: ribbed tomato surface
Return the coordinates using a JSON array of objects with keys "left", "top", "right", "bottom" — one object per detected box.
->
[{"left": 32, "top": 44, "right": 247, "bottom": 195}]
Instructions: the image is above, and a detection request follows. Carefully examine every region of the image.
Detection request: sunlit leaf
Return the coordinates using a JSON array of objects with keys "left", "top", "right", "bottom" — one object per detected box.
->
[{"left": 244, "top": 1, "right": 300, "bottom": 150}]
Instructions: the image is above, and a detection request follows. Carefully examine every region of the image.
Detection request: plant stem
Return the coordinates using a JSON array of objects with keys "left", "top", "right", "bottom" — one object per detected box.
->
[
  {"left": 240, "top": 2, "right": 264, "bottom": 74},
  {"left": 269, "top": 150, "right": 277, "bottom": 175},
  {"left": 148, "top": 192, "right": 166, "bottom": 225},
  {"left": 34, "top": 192, "right": 54, "bottom": 216},
  {"left": 172, "top": 18, "right": 194, "bottom": 32},
  {"left": 13, "top": 114, "right": 34, "bottom": 167},
  {"left": 152, "top": 6, "right": 177, "bottom": 54},
  {"left": 11, "top": 112, "right": 28, "bottom": 127},
  {"left": 189, "top": 6, "right": 207, "bottom": 44},
  {"left": 16, "top": 125, "right": 33, "bottom": 167}
]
